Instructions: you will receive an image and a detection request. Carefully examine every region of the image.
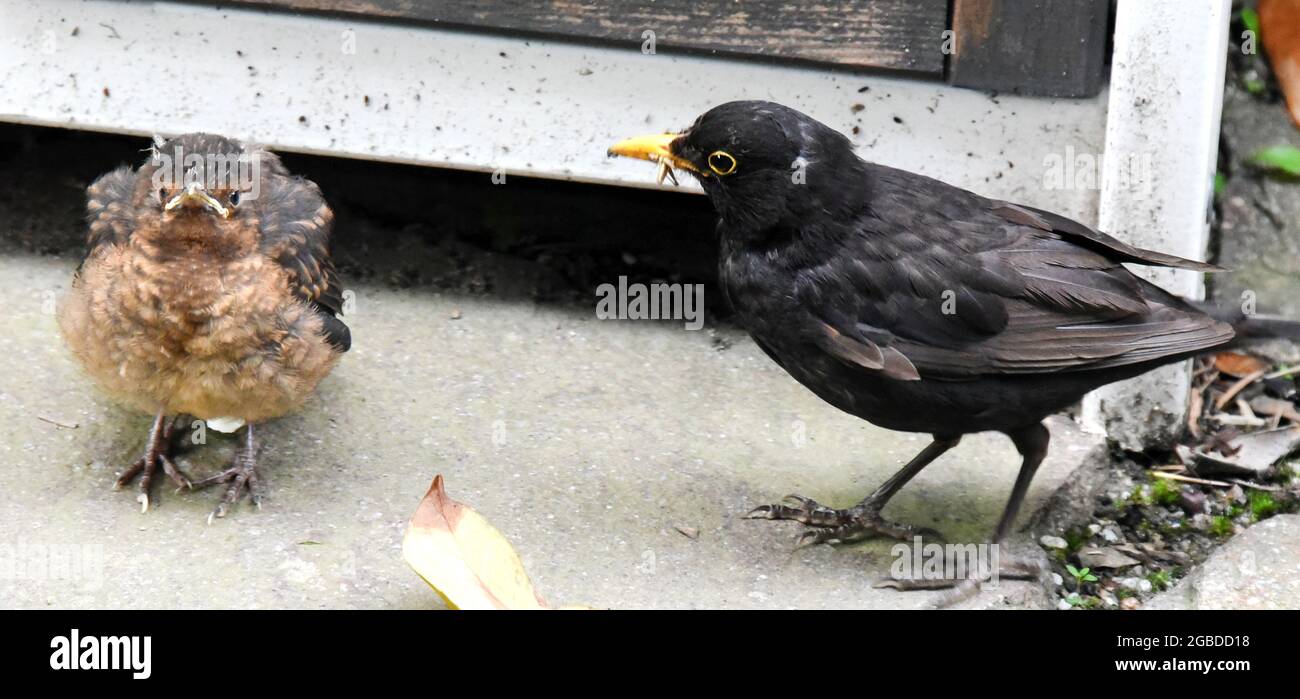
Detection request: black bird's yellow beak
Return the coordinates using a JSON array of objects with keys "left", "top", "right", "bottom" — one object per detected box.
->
[
  {"left": 165, "top": 182, "right": 232, "bottom": 218},
  {"left": 608, "top": 133, "right": 700, "bottom": 186}
]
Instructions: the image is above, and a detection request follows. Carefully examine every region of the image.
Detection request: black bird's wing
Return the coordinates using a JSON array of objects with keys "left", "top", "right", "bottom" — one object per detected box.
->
[
  {"left": 990, "top": 201, "right": 1223, "bottom": 273},
  {"left": 258, "top": 171, "right": 351, "bottom": 352},
  {"left": 796, "top": 166, "right": 1233, "bottom": 380},
  {"left": 84, "top": 166, "right": 138, "bottom": 260}
]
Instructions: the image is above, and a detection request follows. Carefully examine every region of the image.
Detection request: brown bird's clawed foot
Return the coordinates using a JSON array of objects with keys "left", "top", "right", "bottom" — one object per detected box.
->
[
  {"left": 746, "top": 494, "right": 943, "bottom": 546},
  {"left": 193, "top": 423, "right": 262, "bottom": 523},
  {"left": 876, "top": 553, "right": 1048, "bottom": 609},
  {"left": 114, "top": 413, "right": 192, "bottom": 513}
]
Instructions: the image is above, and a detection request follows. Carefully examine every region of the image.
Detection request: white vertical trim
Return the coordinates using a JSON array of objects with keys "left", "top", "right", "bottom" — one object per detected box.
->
[{"left": 1081, "top": 0, "right": 1231, "bottom": 448}]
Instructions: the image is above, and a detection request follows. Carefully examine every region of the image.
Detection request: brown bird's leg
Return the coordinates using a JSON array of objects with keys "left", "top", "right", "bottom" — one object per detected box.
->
[
  {"left": 881, "top": 423, "right": 1051, "bottom": 605},
  {"left": 747, "top": 435, "right": 960, "bottom": 545},
  {"left": 193, "top": 422, "right": 263, "bottom": 522},
  {"left": 114, "top": 413, "right": 193, "bottom": 513}
]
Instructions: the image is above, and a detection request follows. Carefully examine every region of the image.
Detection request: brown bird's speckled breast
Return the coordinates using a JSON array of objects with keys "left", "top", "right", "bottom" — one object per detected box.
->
[{"left": 59, "top": 237, "right": 341, "bottom": 423}]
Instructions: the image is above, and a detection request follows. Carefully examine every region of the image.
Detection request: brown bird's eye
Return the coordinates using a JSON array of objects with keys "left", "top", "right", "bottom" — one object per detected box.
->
[
  {"left": 229, "top": 191, "right": 241, "bottom": 207},
  {"left": 708, "top": 151, "right": 737, "bottom": 176},
  {"left": 157, "top": 187, "right": 168, "bottom": 202}
]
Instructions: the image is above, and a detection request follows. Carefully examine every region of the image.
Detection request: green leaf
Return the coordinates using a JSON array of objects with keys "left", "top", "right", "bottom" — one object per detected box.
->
[
  {"left": 1214, "top": 172, "right": 1226, "bottom": 196},
  {"left": 1251, "top": 145, "right": 1300, "bottom": 176},
  {"left": 1084, "top": 573, "right": 1099, "bottom": 583},
  {"left": 1241, "top": 8, "right": 1260, "bottom": 37},
  {"left": 1065, "top": 564, "right": 1081, "bottom": 577}
]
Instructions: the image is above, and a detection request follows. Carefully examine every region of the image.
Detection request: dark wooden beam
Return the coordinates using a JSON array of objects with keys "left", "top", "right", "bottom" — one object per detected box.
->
[
  {"left": 947, "top": 0, "right": 1110, "bottom": 97},
  {"left": 216, "top": 0, "right": 949, "bottom": 75}
]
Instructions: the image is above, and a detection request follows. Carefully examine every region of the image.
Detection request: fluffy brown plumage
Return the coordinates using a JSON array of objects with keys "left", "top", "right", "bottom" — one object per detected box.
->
[{"left": 59, "top": 133, "right": 349, "bottom": 517}]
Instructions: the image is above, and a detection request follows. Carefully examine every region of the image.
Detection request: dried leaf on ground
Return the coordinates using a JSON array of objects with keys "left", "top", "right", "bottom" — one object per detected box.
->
[
  {"left": 402, "top": 474, "right": 548, "bottom": 610},
  {"left": 1213, "top": 351, "right": 1270, "bottom": 378},
  {"left": 1251, "top": 394, "right": 1300, "bottom": 423},
  {"left": 1260, "top": 0, "right": 1300, "bottom": 127},
  {"left": 1189, "top": 427, "right": 1300, "bottom": 479}
]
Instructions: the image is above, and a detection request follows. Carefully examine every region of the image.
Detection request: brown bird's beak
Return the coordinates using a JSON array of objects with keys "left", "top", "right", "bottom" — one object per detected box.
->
[
  {"left": 607, "top": 132, "right": 699, "bottom": 186},
  {"left": 164, "top": 182, "right": 232, "bottom": 218}
]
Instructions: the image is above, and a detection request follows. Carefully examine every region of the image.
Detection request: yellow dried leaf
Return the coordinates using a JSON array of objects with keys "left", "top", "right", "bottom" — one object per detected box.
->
[{"left": 402, "top": 475, "right": 545, "bottom": 610}]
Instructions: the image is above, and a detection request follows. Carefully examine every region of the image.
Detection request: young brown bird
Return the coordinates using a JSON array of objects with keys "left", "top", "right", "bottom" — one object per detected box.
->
[
  {"left": 59, "top": 133, "right": 349, "bottom": 518},
  {"left": 611, "top": 101, "right": 1300, "bottom": 596}
]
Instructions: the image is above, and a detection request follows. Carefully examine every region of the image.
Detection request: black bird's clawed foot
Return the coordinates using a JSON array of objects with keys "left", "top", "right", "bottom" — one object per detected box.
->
[
  {"left": 876, "top": 552, "right": 1047, "bottom": 608},
  {"left": 746, "top": 494, "right": 943, "bottom": 546},
  {"left": 193, "top": 423, "right": 262, "bottom": 522},
  {"left": 114, "top": 414, "right": 192, "bottom": 513}
]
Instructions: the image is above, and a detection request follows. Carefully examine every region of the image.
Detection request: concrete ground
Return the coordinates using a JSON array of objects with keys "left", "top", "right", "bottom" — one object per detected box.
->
[
  {"left": 1149, "top": 515, "right": 1300, "bottom": 610},
  {"left": 1, "top": 252, "right": 1109, "bottom": 609},
  {"left": 0, "top": 125, "right": 1112, "bottom": 609}
]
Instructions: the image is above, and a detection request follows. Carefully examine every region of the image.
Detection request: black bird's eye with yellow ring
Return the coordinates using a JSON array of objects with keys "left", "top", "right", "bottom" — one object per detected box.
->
[{"left": 707, "top": 150, "right": 737, "bottom": 176}]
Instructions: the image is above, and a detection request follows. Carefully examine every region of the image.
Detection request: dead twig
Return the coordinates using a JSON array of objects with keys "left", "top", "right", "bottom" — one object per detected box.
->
[
  {"left": 1230, "top": 478, "right": 1282, "bottom": 493},
  {"left": 1214, "top": 368, "right": 1268, "bottom": 410},
  {"left": 1187, "top": 388, "right": 1204, "bottom": 439},
  {"left": 37, "top": 416, "right": 78, "bottom": 430},
  {"left": 1150, "top": 471, "right": 1233, "bottom": 488},
  {"left": 1211, "top": 414, "right": 1268, "bottom": 428},
  {"left": 1264, "top": 365, "right": 1300, "bottom": 380}
]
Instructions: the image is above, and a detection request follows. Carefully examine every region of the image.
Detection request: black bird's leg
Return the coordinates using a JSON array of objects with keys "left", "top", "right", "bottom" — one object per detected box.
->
[
  {"left": 193, "top": 422, "right": 263, "bottom": 522},
  {"left": 881, "top": 423, "right": 1052, "bottom": 606},
  {"left": 114, "top": 413, "right": 193, "bottom": 513},
  {"left": 747, "top": 435, "right": 960, "bottom": 545},
  {"left": 992, "top": 423, "right": 1051, "bottom": 544}
]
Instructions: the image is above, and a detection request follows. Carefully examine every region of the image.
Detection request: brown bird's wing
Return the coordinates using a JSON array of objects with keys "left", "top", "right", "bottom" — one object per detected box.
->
[
  {"left": 257, "top": 170, "right": 350, "bottom": 352},
  {"left": 83, "top": 166, "right": 138, "bottom": 261},
  {"left": 795, "top": 169, "right": 1232, "bottom": 380}
]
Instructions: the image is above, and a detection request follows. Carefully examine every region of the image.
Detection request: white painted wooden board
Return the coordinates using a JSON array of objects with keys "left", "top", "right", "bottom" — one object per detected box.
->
[{"left": 0, "top": 0, "right": 1104, "bottom": 219}]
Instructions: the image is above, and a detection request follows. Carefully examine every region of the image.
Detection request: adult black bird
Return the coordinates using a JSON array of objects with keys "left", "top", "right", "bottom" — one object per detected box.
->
[
  {"left": 610, "top": 101, "right": 1298, "bottom": 589},
  {"left": 60, "top": 134, "right": 349, "bottom": 519}
]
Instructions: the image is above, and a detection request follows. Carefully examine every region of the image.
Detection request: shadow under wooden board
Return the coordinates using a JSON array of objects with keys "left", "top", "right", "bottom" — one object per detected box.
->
[{"left": 211, "top": 0, "right": 1109, "bottom": 97}]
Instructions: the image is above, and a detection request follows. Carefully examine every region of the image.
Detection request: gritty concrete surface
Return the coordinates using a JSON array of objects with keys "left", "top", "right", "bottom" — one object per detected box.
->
[
  {"left": 1148, "top": 515, "right": 1300, "bottom": 610},
  {"left": 0, "top": 249, "right": 1107, "bottom": 610}
]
